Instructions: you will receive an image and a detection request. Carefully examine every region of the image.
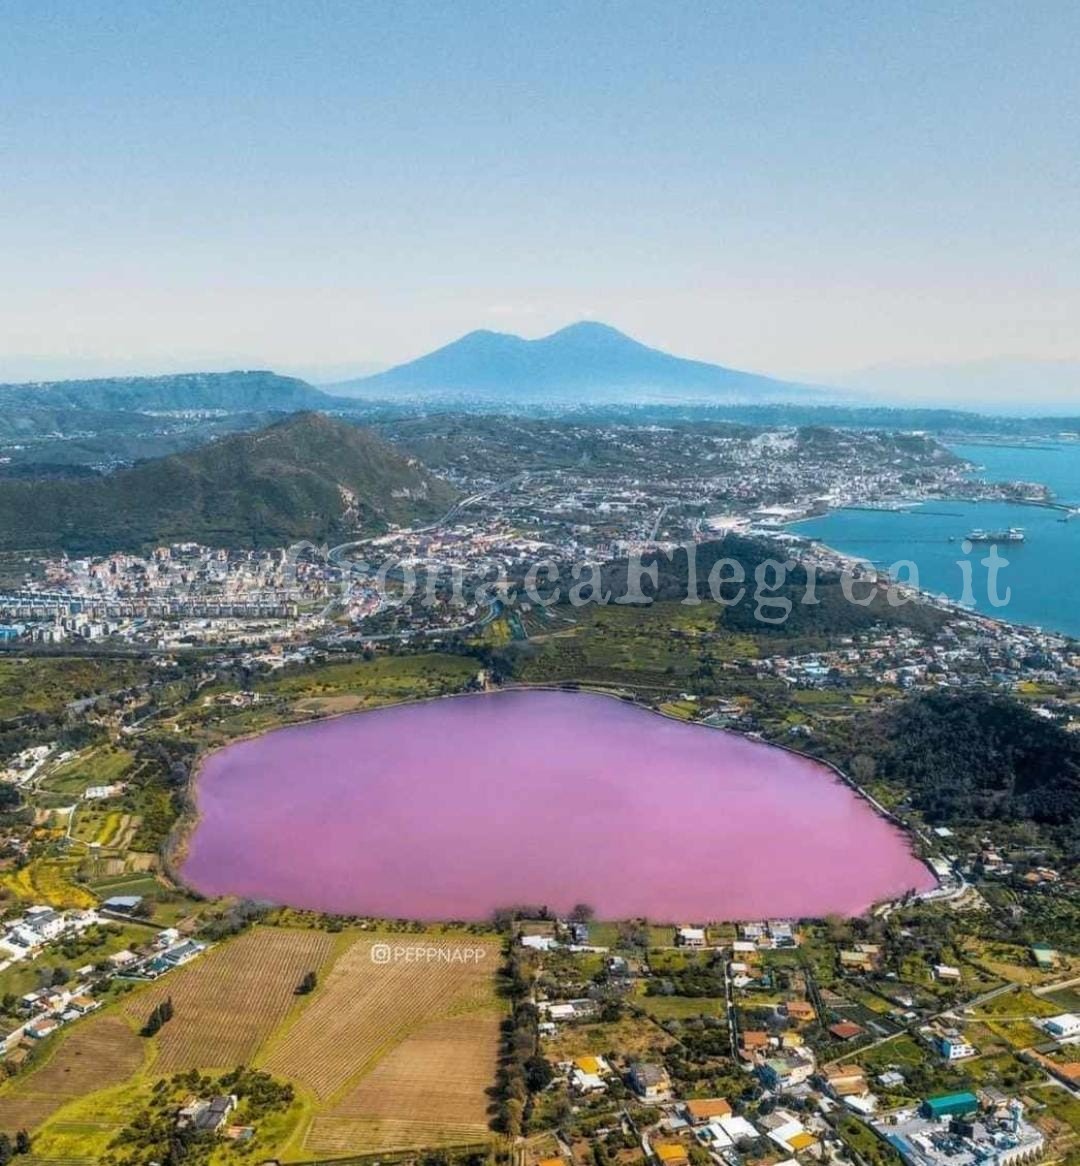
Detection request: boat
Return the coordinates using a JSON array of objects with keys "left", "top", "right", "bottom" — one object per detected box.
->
[{"left": 966, "top": 527, "right": 1025, "bottom": 543}]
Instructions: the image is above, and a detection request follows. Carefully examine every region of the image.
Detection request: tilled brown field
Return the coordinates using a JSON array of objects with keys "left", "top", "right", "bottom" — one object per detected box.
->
[
  {"left": 121, "top": 926, "right": 334, "bottom": 1072},
  {"left": 263, "top": 935, "right": 500, "bottom": 1102},
  {"left": 304, "top": 1011, "right": 501, "bottom": 1154},
  {"left": 0, "top": 1014, "right": 144, "bottom": 1133}
]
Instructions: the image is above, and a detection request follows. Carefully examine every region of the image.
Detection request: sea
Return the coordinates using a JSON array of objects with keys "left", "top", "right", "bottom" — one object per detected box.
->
[{"left": 792, "top": 441, "right": 1080, "bottom": 638}]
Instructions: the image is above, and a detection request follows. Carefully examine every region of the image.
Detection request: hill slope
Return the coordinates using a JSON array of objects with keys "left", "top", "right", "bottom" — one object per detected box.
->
[
  {"left": 334, "top": 321, "right": 834, "bottom": 403},
  {"left": 0, "top": 413, "right": 458, "bottom": 553},
  {"left": 821, "top": 691, "right": 1080, "bottom": 834},
  {"left": 0, "top": 370, "right": 332, "bottom": 413}
]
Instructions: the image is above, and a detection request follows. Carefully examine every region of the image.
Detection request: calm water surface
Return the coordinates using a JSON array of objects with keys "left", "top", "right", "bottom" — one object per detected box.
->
[
  {"left": 950, "top": 441, "right": 1080, "bottom": 505},
  {"left": 794, "top": 504, "right": 1080, "bottom": 636},
  {"left": 182, "top": 690, "right": 934, "bottom": 920}
]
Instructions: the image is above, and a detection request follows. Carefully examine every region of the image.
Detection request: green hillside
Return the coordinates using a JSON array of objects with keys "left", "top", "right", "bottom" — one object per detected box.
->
[{"left": 0, "top": 412, "right": 458, "bottom": 553}]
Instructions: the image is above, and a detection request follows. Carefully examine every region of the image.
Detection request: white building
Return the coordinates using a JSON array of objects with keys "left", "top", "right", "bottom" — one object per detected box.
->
[
  {"left": 1043, "top": 1013, "right": 1080, "bottom": 1040},
  {"left": 935, "top": 1032, "right": 977, "bottom": 1061}
]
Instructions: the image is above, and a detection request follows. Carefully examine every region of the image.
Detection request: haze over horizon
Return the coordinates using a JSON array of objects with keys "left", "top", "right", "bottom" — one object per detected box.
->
[{"left": 2, "top": 2, "right": 1078, "bottom": 407}]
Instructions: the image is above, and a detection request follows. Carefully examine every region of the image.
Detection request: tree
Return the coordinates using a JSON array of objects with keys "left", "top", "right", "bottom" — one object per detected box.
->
[
  {"left": 14, "top": 1131, "right": 29, "bottom": 1155},
  {"left": 295, "top": 970, "right": 317, "bottom": 995},
  {"left": 141, "top": 997, "right": 174, "bottom": 1037},
  {"left": 524, "top": 1053, "right": 554, "bottom": 1091},
  {"left": 569, "top": 902, "right": 595, "bottom": 923}
]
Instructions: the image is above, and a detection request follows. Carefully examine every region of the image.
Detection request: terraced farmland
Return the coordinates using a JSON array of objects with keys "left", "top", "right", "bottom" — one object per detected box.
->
[
  {"left": 71, "top": 807, "right": 141, "bottom": 849},
  {"left": 263, "top": 936, "right": 500, "bottom": 1103},
  {"left": 121, "top": 926, "right": 335, "bottom": 1072},
  {"left": 0, "top": 1015, "right": 144, "bottom": 1134}
]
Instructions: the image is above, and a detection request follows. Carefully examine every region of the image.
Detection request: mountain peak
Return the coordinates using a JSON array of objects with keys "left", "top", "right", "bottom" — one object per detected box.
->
[
  {"left": 543, "top": 321, "right": 633, "bottom": 344},
  {"left": 334, "top": 321, "right": 829, "bottom": 403}
]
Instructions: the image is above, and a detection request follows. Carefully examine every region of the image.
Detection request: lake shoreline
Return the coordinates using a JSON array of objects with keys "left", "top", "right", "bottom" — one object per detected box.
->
[{"left": 171, "top": 685, "right": 940, "bottom": 923}]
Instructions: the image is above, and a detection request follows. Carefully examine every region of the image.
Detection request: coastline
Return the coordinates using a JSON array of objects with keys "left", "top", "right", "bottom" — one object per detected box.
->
[
  {"left": 168, "top": 683, "right": 942, "bottom": 920},
  {"left": 786, "top": 503, "right": 1078, "bottom": 642}
]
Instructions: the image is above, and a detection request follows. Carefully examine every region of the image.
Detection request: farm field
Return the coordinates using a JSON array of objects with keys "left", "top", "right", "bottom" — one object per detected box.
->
[
  {"left": 306, "top": 1012, "right": 502, "bottom": 1154},
  {"left": 0, "top": 1015, "right": 145, "bottom": 1137},
  {"left": 121, "top": 926, "right": 336, "bottom": 1072},
  {"left": 262, "top": 935, "right": 501, "bottom": 1103},
  {"left": 1, "top": 928, "right": 503, "bottom": 1160},
  {"left": 71, "top": 805, "right": 141, "bottom": 849},
  {"left": 42, "top": 745, "right": 136, "bottom": 799},
  {"left": 0, "top": 856, "right": 96, "bottom": 909}
]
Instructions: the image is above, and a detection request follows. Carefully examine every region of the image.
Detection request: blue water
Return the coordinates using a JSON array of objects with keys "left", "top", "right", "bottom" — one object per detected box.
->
[
  {"left": 950, "top": 441, "right": 1080, "bottom": 505},
  {"left": 793, "top": 499, "right": 1080, "bottom": 638}
]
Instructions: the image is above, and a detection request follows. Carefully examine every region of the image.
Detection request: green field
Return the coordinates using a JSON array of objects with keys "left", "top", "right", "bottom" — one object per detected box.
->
[
  {"left": 639, "top": 995, "right": 726, "bottom": 1020},
  {"left": 258, "top": 651, "right": 479, "bottom": 706},
  {"left": 43, "top": 746, "right": 136, "bottom": 799},
  {"left": 516, "top": 602, "right": 761, "bottom": 690}
]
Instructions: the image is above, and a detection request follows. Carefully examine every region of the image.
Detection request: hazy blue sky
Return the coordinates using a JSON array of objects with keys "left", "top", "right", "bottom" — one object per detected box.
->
[{"left": 1, "top": 1, "right": 1078, "bottom": 390}]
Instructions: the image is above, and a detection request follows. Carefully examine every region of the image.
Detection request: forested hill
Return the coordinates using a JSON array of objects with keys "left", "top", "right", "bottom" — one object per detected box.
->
[
  {"left": 840, "top": 691, "right": 1080, "bottom": 831},
  {"left": 0, "top": 412, "right": 458, "bottom": 554},
  {"left": 0, "top": 370, "right": 332, "bottom": 413},
  {"left": 552, "top": 535, "right": 949, "bottom": 639}
]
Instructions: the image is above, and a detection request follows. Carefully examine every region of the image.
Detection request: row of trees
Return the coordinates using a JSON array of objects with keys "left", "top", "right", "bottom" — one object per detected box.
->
[
  {"left": 0, "top": 1130, "right": 31, "bottom": 1161},
  {"left": 141, "top": 996, "right": 174, "bottom": 1037},
  {"left": 491, "top": 945, "right": 552, "bottom": 1138}
]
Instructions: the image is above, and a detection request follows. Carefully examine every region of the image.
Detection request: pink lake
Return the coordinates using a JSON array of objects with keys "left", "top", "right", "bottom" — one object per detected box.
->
[{"left": 181, "top": 690, "right": 936, "bottom": 920}]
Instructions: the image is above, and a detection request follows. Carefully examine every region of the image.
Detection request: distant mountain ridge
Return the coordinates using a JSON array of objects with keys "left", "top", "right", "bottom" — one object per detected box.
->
[
  {"left": 0, "top": 370, "right": 333, "bottom": 413},
  {"left": 0, "top": 412, "right": 458, "bottom": 554},
  {"left": 332, "top": 321, "right": 835, "bottom": 403}
]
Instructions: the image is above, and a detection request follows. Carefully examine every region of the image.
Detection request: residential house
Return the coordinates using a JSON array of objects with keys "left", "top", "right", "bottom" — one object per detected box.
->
[
  {"left": 740, "top": 1030, "right": 770, "bottom": 1058},
  {"left": 178, "top": 1094, "right": 238, "bottom": 1134},
  {"left": 630, "top": 1062, "right": 672, "bottom": 1101},
  {"left": 839, "top": 947, "right": 879, "bottom": 974},
  {"left": 684, "top": 1098, "right": 733, "bottom": 1125},
  {"left": 570, "top": 1055, "right": 611, "bottom": 1093},
  {"left": 758, "top": 1051, "right": 815, "bottom": 1090},
  {"left": 932, "top": 1029, "right": 977, "bottom": 1061},
  {"left": 25, "top": 1017, "right": 60, "bottom": 1040},
  {"left": 162, "top": 940, "right": 204, "bottom": 967},
  {"left": 822, "top": 1064, "right": 869, "bottom": 1098}
]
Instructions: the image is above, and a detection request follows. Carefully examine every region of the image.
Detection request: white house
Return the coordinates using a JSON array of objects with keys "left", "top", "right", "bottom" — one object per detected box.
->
[{"left": 935, "top": 1031, "right": 977, "bottom": 1060}]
